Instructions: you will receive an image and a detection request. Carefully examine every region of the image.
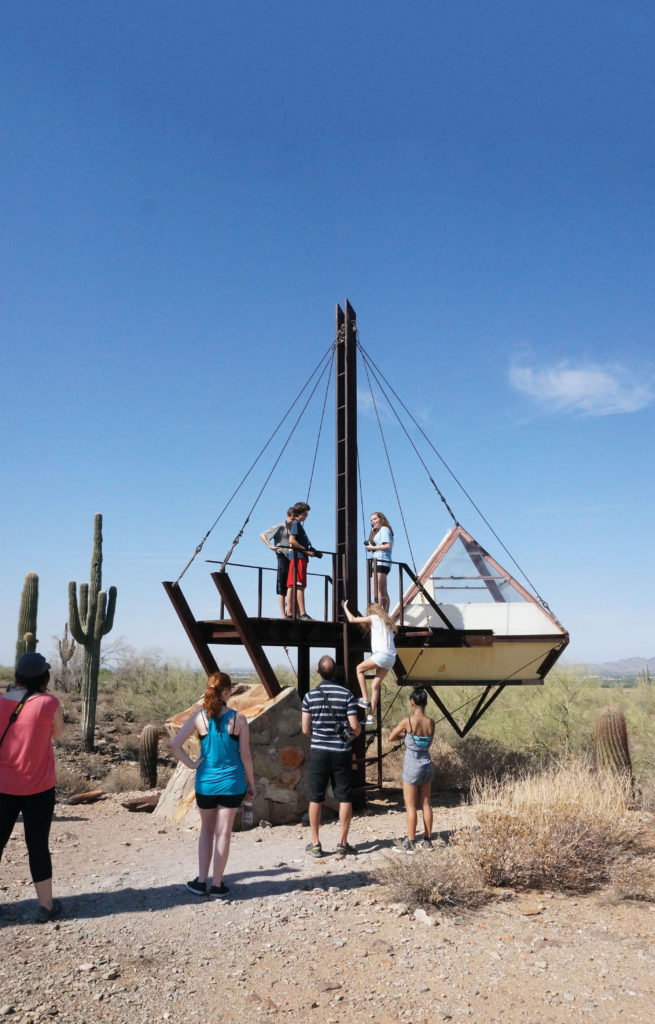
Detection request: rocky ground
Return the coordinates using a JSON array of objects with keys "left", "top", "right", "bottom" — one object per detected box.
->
[{"left": 1, "top": 795, "right": 653, "bottom": 1024}]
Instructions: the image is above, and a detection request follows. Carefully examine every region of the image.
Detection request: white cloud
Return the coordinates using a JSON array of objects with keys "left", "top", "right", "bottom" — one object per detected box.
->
[{"left": 509, "top": 361, "right": 654, "bottom": 416}]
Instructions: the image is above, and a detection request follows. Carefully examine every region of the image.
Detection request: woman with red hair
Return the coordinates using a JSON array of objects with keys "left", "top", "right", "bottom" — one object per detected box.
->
[{"left": 171, "top": 672, "right": 255, "bottom": 898}]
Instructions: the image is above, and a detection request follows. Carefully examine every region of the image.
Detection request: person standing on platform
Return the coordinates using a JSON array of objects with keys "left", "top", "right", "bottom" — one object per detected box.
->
[
  {"left": 287, "top": 502, "right": 320, "bottom": 620},
  {"left": 365, "top": 512, "right": 394, "bottom": 612},
  {"left": 301, "top": 655, "right": 361, "bottom": 858},
  {"left": 260, "top": 507, "right": 294, "bottom": 617}
]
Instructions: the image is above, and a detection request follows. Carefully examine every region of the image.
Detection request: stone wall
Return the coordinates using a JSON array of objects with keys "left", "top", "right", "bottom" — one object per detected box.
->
[{"left": 155, "top": 684, "right": 310, "bottom": 829}]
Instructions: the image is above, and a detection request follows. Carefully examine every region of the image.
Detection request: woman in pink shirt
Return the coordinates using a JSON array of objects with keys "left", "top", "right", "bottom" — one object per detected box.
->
[{"left": 0, "top": 652, "right": 64, "bottom": 922}]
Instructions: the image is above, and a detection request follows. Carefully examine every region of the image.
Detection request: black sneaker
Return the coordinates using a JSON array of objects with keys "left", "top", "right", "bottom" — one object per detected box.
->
[
  {"left": 392, "top": 837, "right": 416, "bottom": 854},
  {"left": 185, "top": 877, "right": 207, "bottom": 896},
  {"left": 209, "top": 882, "right": 230, "bottom": 898},
  {"left": 299, "top": 613, "right": 313, "bottom": 621},
  {"left": 35, "top": 898, "right": 62, "bottom": 924},
  {"left": 306, "top": 842, "right": 323, "bottom": 858},
  {"left": 419, "top": 837, "right": 434, "bottom": 850},
  {"left": 336, "top": 842, "right": 357, "bottom": 856}
]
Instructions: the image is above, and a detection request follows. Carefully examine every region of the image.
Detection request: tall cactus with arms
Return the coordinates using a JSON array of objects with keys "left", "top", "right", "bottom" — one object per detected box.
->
[
  {"left": 15, "top": 571, "right": 39, "bottom": 666},
  {"left": 69, "top": 514, "right": 117, "bottom": 750}
]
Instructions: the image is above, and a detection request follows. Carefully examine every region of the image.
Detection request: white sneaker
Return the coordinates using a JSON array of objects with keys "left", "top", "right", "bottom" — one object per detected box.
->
[
  {"left": 357, "top": 698, "right": 371, "bottom": 710},
  {"left": 365, "top": 715, "right": 375, "bottom": 727}
]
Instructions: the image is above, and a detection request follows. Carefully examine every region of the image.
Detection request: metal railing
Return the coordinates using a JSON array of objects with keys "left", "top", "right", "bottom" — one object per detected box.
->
[{"left": 206, "top": 553, "right": 338, "bottom": 621}]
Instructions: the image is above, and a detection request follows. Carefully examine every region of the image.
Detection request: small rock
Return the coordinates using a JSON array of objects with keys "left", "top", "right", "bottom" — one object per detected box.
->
[
  {"left": 414, "top": 908, "right": 438, "bottom": 927},
  {"left": 317, "top": 981, "right": 342, "bottom": 992},
  {"left": 0, "top": 1008, "right": 15, "bottom": 1017}
]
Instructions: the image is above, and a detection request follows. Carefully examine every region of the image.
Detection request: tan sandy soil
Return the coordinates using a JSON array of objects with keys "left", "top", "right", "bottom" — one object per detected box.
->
[{"left": 1, "top": 796, "right": 653, "bottom": 1024}]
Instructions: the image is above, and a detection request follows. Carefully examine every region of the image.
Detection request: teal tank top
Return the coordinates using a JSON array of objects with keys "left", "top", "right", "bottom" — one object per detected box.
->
[{"left": 195, "top": 709, "right": 246, "bottom": 796}]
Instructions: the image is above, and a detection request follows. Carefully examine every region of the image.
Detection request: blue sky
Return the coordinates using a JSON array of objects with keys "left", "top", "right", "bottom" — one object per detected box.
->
[{"left": 2, "top": 1, "right": 653, "bottom": 670}]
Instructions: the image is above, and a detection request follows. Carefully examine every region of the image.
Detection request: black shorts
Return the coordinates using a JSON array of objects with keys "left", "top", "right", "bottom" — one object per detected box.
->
[
  {"left": 195, "top": 791, "right": 246, "bottom": 809},
  {"left": 276, "top": 553, "right": 289, "bottom": 596},
  {"left": 371, "top": 562, "right": 390, "bottom": 575},
  {"left": 306, "top": 749, "right": 353, "bottom": 803}
]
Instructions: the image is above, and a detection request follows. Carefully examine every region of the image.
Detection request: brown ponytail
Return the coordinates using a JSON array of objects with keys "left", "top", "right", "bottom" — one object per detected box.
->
[{"left": 202, "top": 672, "right": 232, "bottom": 719}]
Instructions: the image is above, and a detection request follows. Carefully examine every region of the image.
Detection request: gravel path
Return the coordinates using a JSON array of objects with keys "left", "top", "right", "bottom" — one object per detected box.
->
[{"left": 1, "top": 798, "right": 653, "bottom": 1024}]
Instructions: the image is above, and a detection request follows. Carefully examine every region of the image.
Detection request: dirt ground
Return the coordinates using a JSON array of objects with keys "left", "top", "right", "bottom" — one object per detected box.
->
[{"left": 1, "top": 795, "right": 653, "bottom": 1024}]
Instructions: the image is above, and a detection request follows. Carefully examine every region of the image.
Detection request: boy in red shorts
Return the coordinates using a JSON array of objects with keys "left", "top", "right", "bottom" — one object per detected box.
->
[{"left": 287, "top": 503, "right": 318, "bottom": 620}]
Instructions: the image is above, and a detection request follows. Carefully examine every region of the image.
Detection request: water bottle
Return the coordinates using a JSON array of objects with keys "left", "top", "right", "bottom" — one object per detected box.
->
[{"left": 242, "top": 801, "right": 253, "bottom": 830}]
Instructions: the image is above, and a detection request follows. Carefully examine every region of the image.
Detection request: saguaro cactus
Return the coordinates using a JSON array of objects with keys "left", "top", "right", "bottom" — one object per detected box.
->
[
  {"left": 139, "top": 724, "right": 160, "bottom": 788},
  {"left": 57, "top": 623, "right": 77, "bottom": 692},
  {"left": 15, "top": 572, "right": 39, "bottom": 667},
  {"left": 69, "top": 514, "right": 117, "bottom": 750},
  {"left": 594, "top": 705, "right": 632, "bottom": 774}
]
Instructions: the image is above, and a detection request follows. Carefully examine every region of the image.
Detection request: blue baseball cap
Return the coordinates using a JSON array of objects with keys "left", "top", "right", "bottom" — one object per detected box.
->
[{"left": 17, "top": 652, "right": 51, "bottom": 677}]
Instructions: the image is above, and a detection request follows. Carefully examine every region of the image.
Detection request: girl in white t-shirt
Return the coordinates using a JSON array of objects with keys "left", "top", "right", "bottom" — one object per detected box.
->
[
  {"left": 342, "top": 600, "right": 397, "bottom": 726},
  {"left": 365, "top": 512, "right": 394, "bottom": 611}
]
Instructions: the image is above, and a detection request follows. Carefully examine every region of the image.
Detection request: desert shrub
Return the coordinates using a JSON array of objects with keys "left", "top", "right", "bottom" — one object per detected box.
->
[
  {"left": 55, "top": 765, "right": 92, "bottom": 797},
  {"left": 610, "top": 857, "right": 655, "bottom": 902},
  {"left": 381, "top": 731, "right": 535, "bottom": 794},
  {"left": 108, "top": 651, "right": 206, "bottom": 720},
  {"left": 458, "top": 761, "right": 637, "bottom": 891},
  {"left": 103, "top": 764, "right": 143, "bottom": 792},
  {"left": 376, "top": 841, "right": 487, "bottom": 909},
  {"left": 378, "top": 762, "right": 642, "bottom": 909},
  {"left": 638, "top": 773, "right": 655, "bottom": 812},
  {"left": 0, "top": 664, "right": 14, "bottom": 687}
]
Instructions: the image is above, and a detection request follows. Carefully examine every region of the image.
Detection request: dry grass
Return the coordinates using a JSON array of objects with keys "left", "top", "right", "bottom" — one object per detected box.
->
[
  {"left": 379, "top": 762, "right": 643, "bottom": 910},
  {"left": 376, "top": 842, "right": 487, "bottom": 910},
  {"left": 55, "top": 765, "right": 91, "bottom": 797},
  {"left": 103, "top": 764, "right": 145, "bottom": 793},
  {"left": 610, "top": 857, "right": 655, "bottom": 902},
  {"left": 458, "top": 762, "right": 638, "bottom": 892}
]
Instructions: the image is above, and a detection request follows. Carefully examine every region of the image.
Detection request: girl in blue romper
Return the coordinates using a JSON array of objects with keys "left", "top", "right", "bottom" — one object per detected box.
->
[
  {"left": 388, "top": 686, "right": 435, "bottom": 851},
  {"left": 171, "top": 672, "right": 255, "bottom": 898}
]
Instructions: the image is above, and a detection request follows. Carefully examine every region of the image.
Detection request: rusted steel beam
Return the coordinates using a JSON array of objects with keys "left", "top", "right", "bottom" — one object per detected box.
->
[
  {"left": 210, "top": 572, "right": 281, "bottom": 698},
  {"left": 162, "top": 581, "right": 219, "bottom": 677},
  {"left": 297, "top": 645, "right": 310, "bottom": 699},
  {"left": 422, "top": 682, "right": 509, "bottom": 736},
  {"left": 198, "top": 618, "right": 342, "bottom": 647}
]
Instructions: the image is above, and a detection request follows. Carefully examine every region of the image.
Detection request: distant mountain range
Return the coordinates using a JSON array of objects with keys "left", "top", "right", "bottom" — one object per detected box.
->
[{"left": 574, "top": 656, "right": 655, "bottom": 678}]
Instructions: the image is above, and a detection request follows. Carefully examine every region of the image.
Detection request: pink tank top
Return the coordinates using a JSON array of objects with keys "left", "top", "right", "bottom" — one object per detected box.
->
[{"left": 0, "top": 692, "right": 59, "bottom": 795}]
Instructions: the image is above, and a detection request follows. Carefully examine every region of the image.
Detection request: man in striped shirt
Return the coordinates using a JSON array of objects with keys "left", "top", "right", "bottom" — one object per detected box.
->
[{"left": 301, "top": 655, "right": 361, "bottom": 859}]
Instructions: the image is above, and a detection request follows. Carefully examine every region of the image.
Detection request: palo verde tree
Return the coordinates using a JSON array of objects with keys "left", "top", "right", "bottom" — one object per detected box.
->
[
  {"left": 15, "top": 571, "right": 39, "bottom": 667},
  {"left": 69, "top": 514, "right": 117, "bottom": 750}
]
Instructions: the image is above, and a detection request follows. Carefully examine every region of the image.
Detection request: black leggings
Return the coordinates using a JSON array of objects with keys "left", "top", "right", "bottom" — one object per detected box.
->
[{"left": 0, "top": 788, "right": 56, "bottom": 883}]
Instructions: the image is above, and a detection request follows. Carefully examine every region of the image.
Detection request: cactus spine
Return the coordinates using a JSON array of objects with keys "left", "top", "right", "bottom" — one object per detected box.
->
[
  {"left": 69, "top": 514, "right": 117, "bottom": 750},
  {"left": 15, "top": 572, "right": 39, "bottom": 667},
  {"left": 139, "top": 724, "right": 160, "bottom": 788},
  {"left": 593, "top": 705, "right": 632, "bottom": 774}
]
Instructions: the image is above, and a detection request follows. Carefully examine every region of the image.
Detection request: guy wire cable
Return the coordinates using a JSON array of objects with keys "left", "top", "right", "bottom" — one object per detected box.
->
[
  {"left": 306, "top": 348, "right": 335, "bottom": 504},
  {"left": 220, "top": 350, "right": 335, "bottom": 570},
  {"left": 356, "top": 339, "right": 559, "bottom": 621},
  {"left": 175, "top": 341, "right": 334, "bottom": 584}
]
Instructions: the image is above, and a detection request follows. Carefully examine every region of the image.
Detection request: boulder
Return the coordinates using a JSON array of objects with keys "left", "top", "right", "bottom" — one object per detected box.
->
[{"left": 155, "top": 685, "right": 310, "bottom": 829}]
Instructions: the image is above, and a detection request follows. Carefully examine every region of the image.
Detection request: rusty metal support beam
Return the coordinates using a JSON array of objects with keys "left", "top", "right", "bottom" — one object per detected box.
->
[
  {"left": 162, "top": 581, "right": 219, "bottom": 676},
  {"left": 297, "top": 645, "right": 311, "bottom": 699},
  {"left": 210, "top": 572, "right": 281, "bottom": 698},
  {"left": 423, "top": 682, "right": 507, "bottom": 737}
]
